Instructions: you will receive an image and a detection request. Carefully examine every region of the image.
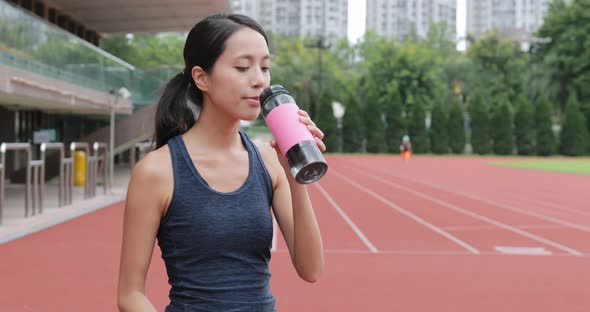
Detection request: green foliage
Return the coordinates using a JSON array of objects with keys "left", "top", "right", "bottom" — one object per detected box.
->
[
  {"left": 447, "top": 99, "right": 466, "bottom": 153},
  {"left": 382, "top": 82, "right": 405, "bottom": 153},
  {"left": 535, "top": 95, "right": 556, "bottom": 156},
  {"left": 559, "top": 94, "right": 590, "bottom": 156},
  {"left": 407, "top": 96, "right": 430, "bottom": 153},
  {"left": 101, "top": 34, "right": 184, "bottom": 69},
  {"left": 342, "top": 97, "right": 364, "bottom": 153},
  {"left": 466, "top": 33, "right": 528, "bottom": 102},
  {"left": 364, "top": 100, "right": 387, "bottom": 153},
  {"left": 537, "top": 0, "right": 590, "bottom": 112},
  {"left": 491, "top": 95, "right": 514, "bottom": 155},
  {"left": 315, "top": 90, "right": 339, "bottom": 152},
  {"left": 468, "top": 92, "right": 492, "bottom": 154},
  {"left": 430, "top": 99, "right": 449, "bottom": 154},
  {"left": 514, "top": 96, "right": 536, "bottom": 155}
]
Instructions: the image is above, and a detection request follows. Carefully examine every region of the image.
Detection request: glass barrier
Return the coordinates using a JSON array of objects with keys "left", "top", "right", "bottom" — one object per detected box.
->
[{"left": 0, "top": 1, "right": 135, "bottom": 94}]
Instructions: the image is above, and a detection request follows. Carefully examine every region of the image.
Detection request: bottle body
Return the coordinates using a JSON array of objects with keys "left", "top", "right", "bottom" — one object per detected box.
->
[{"left": 260, "top": 85, "right": 327, "bottom": 184}]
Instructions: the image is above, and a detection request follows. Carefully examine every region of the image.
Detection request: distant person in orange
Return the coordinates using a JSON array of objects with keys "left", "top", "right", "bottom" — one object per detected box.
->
[{"left": 400, "top": 135, "right": 412, "bottom": 161}]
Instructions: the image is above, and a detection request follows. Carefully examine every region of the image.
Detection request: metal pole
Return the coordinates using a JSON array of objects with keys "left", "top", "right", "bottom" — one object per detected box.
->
[
  {"left": 338, "top": 118, "right": 343, "bottom": 153},
  {"left": 0, "top": 163, "right": 3, "bottom": 225},
  {"left": 25, "top": 148, "right": 31, "bottom": 218},
  {"left": 109, "top": 108, "right": 115, "bottom": 193}
]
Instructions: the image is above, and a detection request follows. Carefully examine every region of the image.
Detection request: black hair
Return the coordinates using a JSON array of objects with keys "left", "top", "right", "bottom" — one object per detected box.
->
[{"left": 154, "top": 14, "right": 269, "bottom": 148}]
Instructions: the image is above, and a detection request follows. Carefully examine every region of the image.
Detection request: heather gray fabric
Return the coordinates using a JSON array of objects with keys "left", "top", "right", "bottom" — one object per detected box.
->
[{"left": 158, "top": 132, "right": 275, "bottom": 311}]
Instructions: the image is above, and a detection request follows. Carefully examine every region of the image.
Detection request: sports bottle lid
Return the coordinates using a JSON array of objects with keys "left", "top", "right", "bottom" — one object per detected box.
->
[{"left": 260, "top": 85, "right": 289, "bottom": 105}]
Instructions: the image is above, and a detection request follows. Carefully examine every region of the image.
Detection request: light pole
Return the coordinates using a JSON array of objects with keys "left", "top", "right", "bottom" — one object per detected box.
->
[
  {"left": 109, "top": 87, "right": 130, "bottom": 192},
  {"left": 331, "top": 101, "right": 346, "bottom": 153},
  {"left": 305, "top": 36, "right": 330, "bottom": 119}
]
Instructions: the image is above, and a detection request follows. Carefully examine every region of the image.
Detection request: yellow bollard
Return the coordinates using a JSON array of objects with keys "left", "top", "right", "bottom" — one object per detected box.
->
[{"left": 74, "top": 151, "right": 86, "bottom": 186}]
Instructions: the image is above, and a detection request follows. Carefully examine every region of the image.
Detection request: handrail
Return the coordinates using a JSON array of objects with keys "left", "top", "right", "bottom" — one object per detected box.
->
[
  {"left": 0, "top": 142, "right": 37, "bottom": 224},
  {"left": 40, "top": 143, "right": 71, "bottom": 208},
  {"left": 93, "top": 142, "right": 109, "bottom": 196}
]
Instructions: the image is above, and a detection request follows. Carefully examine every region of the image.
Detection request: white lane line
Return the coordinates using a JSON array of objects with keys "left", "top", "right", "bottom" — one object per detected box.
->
[
  {"left": 507, "top": 195, "right": 590, "bottom": 217},
  {"left": 353, "top": 168, "right": 584, "bottom": 257},
  {"left": 354, "top": 163, "right": 590, "bottom": 233},
  {"left": 331, "top": 171, "right": 480, "bottom": 254},
  {"left": 443, "top": 224, "right": 567, "bottom": 231},
  {"left": 495, "top": 246, "right": 552, "bottom": 256},
  {"left": 273, "top": 249, "right": 586, "bottom": 257},
  {"left": 314, "top": 183, "right": 379, "bottom": 253}
]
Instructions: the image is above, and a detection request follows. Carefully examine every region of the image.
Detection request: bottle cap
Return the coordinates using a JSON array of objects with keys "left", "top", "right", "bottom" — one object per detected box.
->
[{"left": 260, "top": 85, "right": 289, "bottom": 105}]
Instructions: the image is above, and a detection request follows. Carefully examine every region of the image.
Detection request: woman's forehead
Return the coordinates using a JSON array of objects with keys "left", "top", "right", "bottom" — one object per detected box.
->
[{"left": 223, "top": 28, "right": 269, "bottom": 59}]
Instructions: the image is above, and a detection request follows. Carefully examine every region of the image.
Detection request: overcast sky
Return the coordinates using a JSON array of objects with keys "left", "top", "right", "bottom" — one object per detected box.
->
[{"left": 348, "top": 0, "right": 467, "bottom": 50}]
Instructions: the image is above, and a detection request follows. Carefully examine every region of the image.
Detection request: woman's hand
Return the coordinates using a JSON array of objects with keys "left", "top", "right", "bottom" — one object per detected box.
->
[{"left": 270, "top": 110, "right": 326, "bottom": 168}]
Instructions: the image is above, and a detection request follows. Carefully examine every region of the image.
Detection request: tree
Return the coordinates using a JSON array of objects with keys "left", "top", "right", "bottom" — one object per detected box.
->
[
  {"left": 101, "top": 34, "right": 185, "bottom": 69},
  {"left": 491, "top": 96, "right": 514, "bottom": 155},
  {"left": 430, "top": 99, "right": 449, "bottom": 154},
  {"left": 559, "top": 94, "right": 589, "bottom": 156},
  {"left": 514, "top": 96, "right": 536, "bottom": 155},
  {"left": 468, "top": 91, "right": 492, "bottom": 154},
  {"left": 535, "top": 94, "right": 556, "bottom": 156},
  {"left": 342, "top": 99, "right": 363, "bottom": 153},
  {"left": 466, "top": 33, "right": 528, "bottom": 103},
  {"left": 315, "top": 91, "right": 339, "bottom": 153},
  {"left": 537, "top": 0, "right": 590, "bottom": 113},
  {"left": 382, "top": 82, "right": 405, "bottom": 153},
  {"left": 364, "top": 100, "right": 387, "bottom": 153},
  {"left": 408, "top": 96, "right": 430, "bottom": 153},
  {"left": 448, "top": 99, "right": 466, "bottom": 154}
]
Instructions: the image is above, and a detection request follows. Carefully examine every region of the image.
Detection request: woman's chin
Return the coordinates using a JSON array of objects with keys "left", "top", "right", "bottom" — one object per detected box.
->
[{"left": 240, "top": 110, "right": 261, "bottom": 121}]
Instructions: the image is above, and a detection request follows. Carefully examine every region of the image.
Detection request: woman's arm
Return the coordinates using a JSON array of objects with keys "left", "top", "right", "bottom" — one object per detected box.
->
[
  {"left": 117, "top": 149, "right": 173, "bottom": 311},
  {"left": 261, "top": 110, "right": 326, "bottom": 283}
]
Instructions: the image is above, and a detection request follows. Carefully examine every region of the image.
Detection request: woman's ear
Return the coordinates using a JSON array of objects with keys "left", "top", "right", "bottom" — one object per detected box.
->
[{"left": 191, "top": 66, "right": 209, "bottom": 93}]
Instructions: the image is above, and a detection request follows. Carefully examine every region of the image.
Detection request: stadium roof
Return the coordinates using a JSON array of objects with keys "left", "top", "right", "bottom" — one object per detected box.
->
[{"left": 44, "top": 0, "right": 230, "bottom": 33}]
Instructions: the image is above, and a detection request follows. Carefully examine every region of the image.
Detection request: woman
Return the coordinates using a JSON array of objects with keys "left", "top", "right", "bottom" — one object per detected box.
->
[{"left": 117, "top": 14, "right": 325, "bottom": 311}]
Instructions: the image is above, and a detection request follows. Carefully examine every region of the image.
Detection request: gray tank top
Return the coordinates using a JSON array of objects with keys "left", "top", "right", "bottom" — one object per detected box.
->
[{"left": 158, "top": 132, "right": 276, "bottom": 311}]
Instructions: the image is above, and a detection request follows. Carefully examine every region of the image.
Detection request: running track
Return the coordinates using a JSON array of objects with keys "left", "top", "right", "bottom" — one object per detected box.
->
[{"left": 0, "top": 156, "right": 589, "bottom": 311}]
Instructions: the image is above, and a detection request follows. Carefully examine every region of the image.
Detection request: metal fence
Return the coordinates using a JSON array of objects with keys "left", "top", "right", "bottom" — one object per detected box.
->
[{"left": 0, "top": 141, "right": 109, "bottom": 226}]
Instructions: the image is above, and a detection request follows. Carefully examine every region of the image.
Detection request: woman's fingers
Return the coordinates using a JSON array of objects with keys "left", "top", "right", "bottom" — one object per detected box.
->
[
  {"left": 307, "top": 125, "right": 324, "bottom": 140},
  {"left": 299, "top": 116, "right": 316, "bottom": 127},
  {"left": 315, "top": 137, "right": 327, "bottom": 153}
]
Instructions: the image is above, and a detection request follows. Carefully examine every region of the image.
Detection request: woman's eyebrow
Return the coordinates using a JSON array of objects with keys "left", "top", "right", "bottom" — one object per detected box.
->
[{"left": 235, "top": 54, "right": 271, "bottom": 61}]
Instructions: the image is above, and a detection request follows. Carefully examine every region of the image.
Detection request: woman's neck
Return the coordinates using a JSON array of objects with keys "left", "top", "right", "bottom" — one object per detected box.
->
[{"left": 183, "top": 102, "right": 242, "bottom": 153}]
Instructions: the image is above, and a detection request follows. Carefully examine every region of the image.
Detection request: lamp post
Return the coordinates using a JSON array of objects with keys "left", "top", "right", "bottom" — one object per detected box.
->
[
  {"left": 331, "top": 101, "right": 345, "bottom": 153},
  {"left": 305, "top": 36, "right": 330, "bottom": 119},
  {"left": 109, "top": 87, "right": 130, "bottom": 192}
]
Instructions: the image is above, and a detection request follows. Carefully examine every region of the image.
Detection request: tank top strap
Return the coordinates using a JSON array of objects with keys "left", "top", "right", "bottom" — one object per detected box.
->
[{"left": 166, "top": 135, "right": 183, "bottom": 189}]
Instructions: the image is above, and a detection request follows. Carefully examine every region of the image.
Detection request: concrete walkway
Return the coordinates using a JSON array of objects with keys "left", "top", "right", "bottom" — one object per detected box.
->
[{"left": 0, "top": 164, "right": 131, "bottom": 244}]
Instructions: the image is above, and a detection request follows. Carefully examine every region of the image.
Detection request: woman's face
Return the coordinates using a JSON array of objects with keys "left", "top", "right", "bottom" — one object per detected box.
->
[{"left": 203, "top": 27, "right": 271, "bottom": 121}]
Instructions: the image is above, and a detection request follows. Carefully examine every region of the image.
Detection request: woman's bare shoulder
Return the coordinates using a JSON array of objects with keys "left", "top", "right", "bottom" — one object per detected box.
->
[
  {"left": 129, "top": 145, "right": 174, "bottom": 194},
  {"left": 253, "top": 139, "right": 282, "bottom": 185},
  {"left": 125, "top": 144, "right": 174, "bottom": 213}
]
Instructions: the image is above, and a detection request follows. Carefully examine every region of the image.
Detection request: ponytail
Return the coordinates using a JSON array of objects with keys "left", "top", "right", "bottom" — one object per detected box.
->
[{"left": 154, "top": 72, "right": 201, "bottom": 149}]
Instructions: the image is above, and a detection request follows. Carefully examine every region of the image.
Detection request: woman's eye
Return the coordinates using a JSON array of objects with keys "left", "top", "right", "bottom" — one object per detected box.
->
[
  {"left": 262, "top": 67, "right": 271, "bottom": 73},
  {"left": 235, "top": 67, "right": 249, "bottom": 72}
]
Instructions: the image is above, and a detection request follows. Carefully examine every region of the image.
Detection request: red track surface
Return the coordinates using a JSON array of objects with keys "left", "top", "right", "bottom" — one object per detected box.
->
[{"left": 1, "top": 156, "right": 589, "bottom": 311}]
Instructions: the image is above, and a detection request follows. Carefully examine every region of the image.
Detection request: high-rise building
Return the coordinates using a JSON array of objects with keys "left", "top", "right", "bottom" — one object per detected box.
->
[
  {"left": 231, "top": 0, "right": 349, "bottom": 45},
  {"left": 466, "top": 0, "right": 571, "bottom": 43},
  {"left": 365, "top": 0, "right": 457, "bottom": 41}
]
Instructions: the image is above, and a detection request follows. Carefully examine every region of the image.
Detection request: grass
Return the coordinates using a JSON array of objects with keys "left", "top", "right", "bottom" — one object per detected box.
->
[{"left": 492, "top": 159, "right": 590, "bottom": 175}]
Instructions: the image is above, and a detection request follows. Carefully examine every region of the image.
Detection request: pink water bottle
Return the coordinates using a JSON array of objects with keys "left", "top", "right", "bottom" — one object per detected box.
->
[{"left": 260, "top": 85, "right": 328, "bottom": 184}]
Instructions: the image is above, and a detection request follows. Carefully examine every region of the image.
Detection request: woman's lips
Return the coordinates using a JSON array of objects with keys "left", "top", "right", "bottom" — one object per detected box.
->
[{"left": 244, "top": 97, "right": 260, "bottom": 106}]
